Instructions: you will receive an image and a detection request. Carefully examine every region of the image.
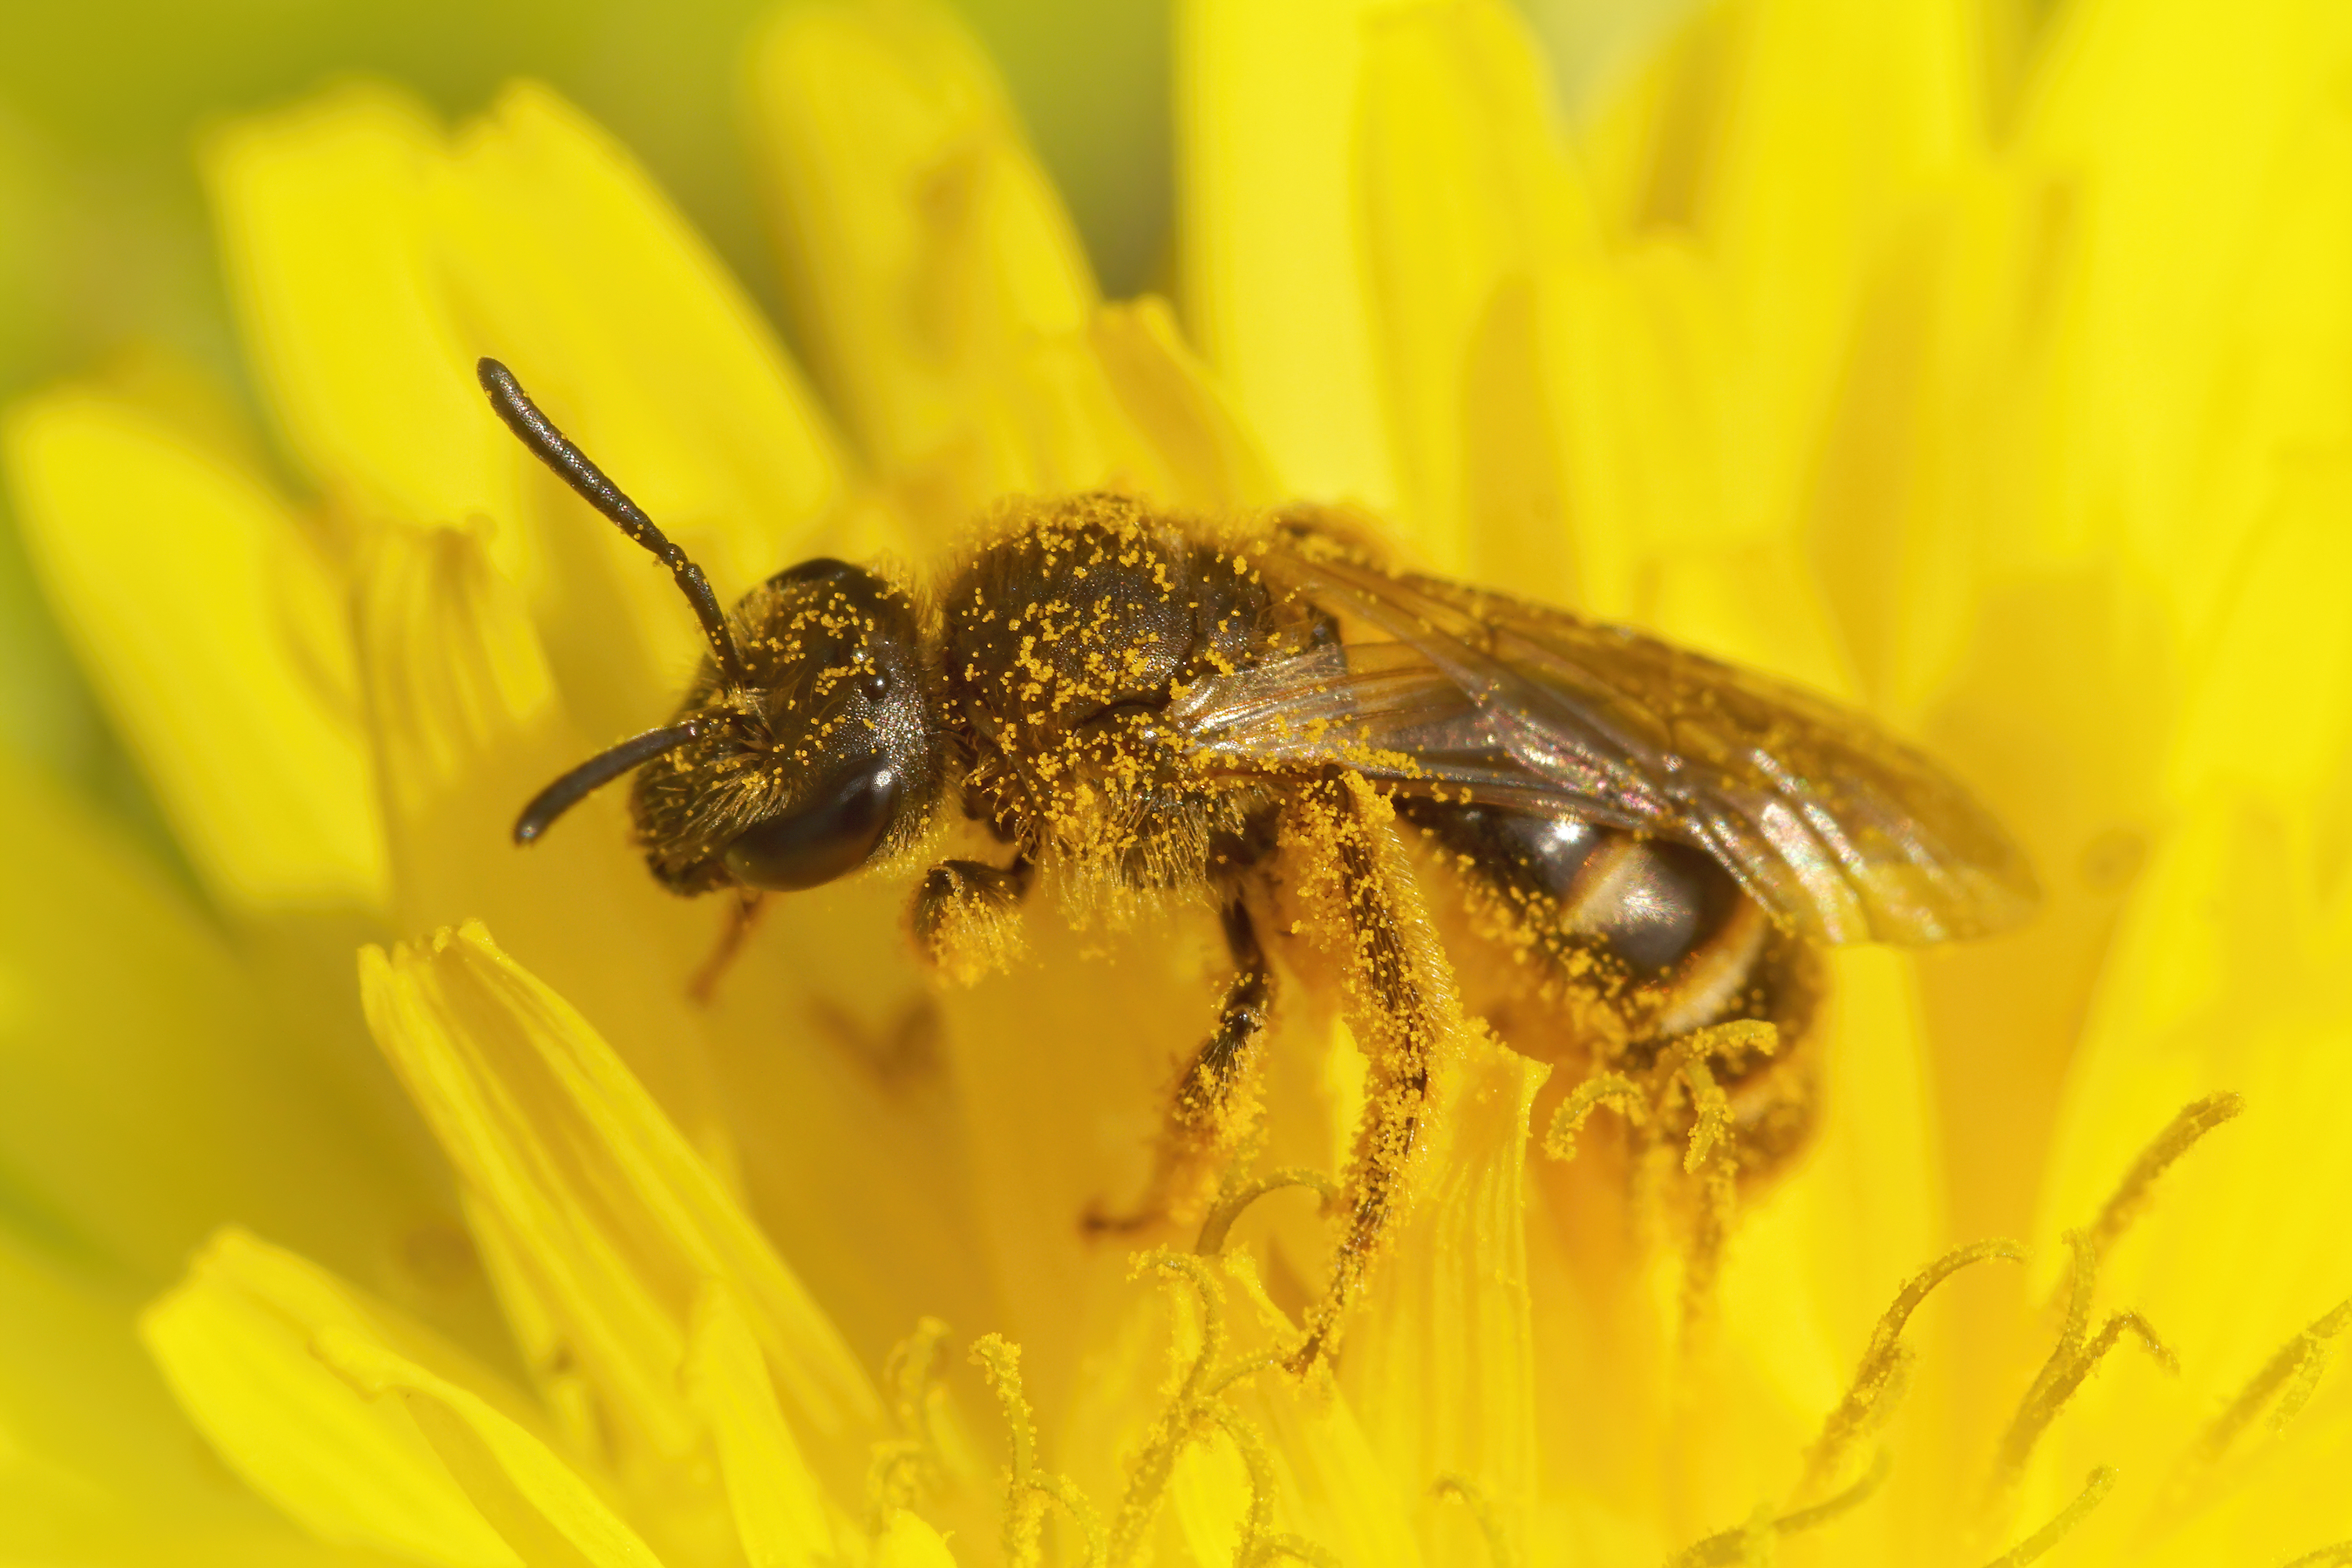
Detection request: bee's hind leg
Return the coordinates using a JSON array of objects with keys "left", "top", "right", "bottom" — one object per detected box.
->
[
  {"left": 910, "top": 853, "right": 1033, "bottom": 985},
  {"left": 1084, "top": 897, "right": 1275, "bottom": 1239},
  {"left": 1284, "top": 775, "right": 1460, "bottom": 1374}
]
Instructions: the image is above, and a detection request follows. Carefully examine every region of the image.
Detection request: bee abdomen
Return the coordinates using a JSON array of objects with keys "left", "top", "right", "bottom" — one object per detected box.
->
[
  {"left": 1399, "top": 801, "right": 1745, "bottom": 982},
  {"left": 1403, "top": 797, "right": 1824, "bottom": 1183}
]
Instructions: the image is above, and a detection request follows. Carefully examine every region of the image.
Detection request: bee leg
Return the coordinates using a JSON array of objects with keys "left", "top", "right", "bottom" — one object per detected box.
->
[
  {"left": 1286, "top": 775, "right": 1459, "bottom": 1374},
  {"left": 1083, "top": 898, "right": 1274, "bottom": 1238},
  {"left": 805, "top": 993, "right": 946, "bottom": 1087},
  {"left": 909, "top": 854, "right": 1033, "bottom": 984},
  {"left": 687, "top": 887, "right": 768, "bottom": 1006}
]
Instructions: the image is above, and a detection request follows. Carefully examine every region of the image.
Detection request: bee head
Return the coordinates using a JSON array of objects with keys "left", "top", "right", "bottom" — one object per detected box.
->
[
  {"left": 483, "top": 360, "right": 949, "bottom": 895},
  {"left": 621, "top": 560, "right": 945, "bottom": 895}
]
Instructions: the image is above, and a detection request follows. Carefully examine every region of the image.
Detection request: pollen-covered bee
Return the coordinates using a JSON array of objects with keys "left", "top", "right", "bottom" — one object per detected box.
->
[{"left": 481, "top": 358, "right": 2037, "bottom": 1370}]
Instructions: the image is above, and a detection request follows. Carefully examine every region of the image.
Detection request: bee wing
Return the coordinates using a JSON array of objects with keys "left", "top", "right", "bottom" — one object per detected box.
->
[{"left": 1177, "top": 548, "right": 2038, "bottom": 946}]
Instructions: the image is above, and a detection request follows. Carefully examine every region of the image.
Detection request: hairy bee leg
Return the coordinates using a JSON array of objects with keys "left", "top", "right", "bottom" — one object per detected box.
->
[
  {"left": 687, "top": 888, "right": 768, "bottom": 1006},
  {"left": 909, "top": 855, "right": 1034, "bottom": 984},
  {"left": 1288, "top": 775, "right": 1458, "bottom": 1374},
  {"left": 1083, "top": 898, "right": 1276, "bottom": 1238}
]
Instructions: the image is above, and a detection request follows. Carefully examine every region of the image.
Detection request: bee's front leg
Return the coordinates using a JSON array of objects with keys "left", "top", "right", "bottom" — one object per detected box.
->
[
  {"left": 909, "top": 854, "right": 1033, "bottom": 984},
  {"left": 1283, "top": 774, "right": 1462, "bottom": 1374},
  {"left": 1084, "top": 898, "right": 1275, "bottom": 1237},
  {"left": 686, "top": 887, "right": 768, "bottom": 1005}
]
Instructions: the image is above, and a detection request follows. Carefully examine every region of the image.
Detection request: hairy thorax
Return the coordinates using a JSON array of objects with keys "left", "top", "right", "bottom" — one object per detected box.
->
[{"left": 936, "top": 494, "right": 1319, "bottom": 900}]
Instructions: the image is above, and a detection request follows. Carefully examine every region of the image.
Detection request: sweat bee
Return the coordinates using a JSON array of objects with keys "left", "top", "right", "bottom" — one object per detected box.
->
[{"left": 481, "top": 358, "right": 2037, "bottom": 1370}]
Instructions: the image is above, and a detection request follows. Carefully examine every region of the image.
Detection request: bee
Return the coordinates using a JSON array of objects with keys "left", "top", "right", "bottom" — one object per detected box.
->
[{"left": 480, "top": 358, "right": 2037, "bottom": 1370}]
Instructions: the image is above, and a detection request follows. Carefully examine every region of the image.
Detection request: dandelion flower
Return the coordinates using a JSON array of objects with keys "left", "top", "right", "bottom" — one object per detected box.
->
[{"left": 4, "top": 2, "right": 2350, "bottom": 1565}]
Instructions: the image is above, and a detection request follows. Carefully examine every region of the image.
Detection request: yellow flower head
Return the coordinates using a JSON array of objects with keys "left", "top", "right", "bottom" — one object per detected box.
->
[{"left": 4, "top": 2, "right": 2350, "bottom": 1566}]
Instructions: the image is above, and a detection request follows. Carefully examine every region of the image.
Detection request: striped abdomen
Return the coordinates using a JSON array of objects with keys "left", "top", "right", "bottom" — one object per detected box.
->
[{"left": 1399, "top": 800, "right": 1806, "bottom": 1054}]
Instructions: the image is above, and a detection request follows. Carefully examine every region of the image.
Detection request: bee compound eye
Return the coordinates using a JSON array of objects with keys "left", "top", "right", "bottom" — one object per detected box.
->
[
  {"left": 721, "top": 758, "right": 901, "bottom": 891},
  {"left": 766, "top": 556, "right": 862, "bottom": 590}
]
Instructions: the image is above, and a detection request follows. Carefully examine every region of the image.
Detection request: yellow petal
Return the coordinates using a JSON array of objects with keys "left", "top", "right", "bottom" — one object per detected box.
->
[
  {"left": 1353, "top": 0, "right": 1595, "bottom": 579},
  {"left": 0, "top": 1228, "right": 383, "bottom": 1565},
  {"left": 2127, "top": 1335, "right": 2352, "bottom": 1568},
  {"left": 206, "top": 77, "right": 851, "bottom": 736},
  {"left": 357, "top": 924, "right": 882, "bottom": 1483},
  {"left": 1556, "top": 0, "right": 1987, "bottom": 691},
  {"left": 1697, "top": 0, "right": 1974, "bottom": 537},
  {"left": 873, "top": 1508, "right": 959, "bottom": 1568},
  {"left": 1178, "top": 0, "right": 1402, "bottom": 507},
  {"left": 435, "top": 82, "right": 849, "bottom": 731},
  {"left": 0, "top": 756, "right": 428, "bottom": 1288},
  {"left": 2020, "top": 0, "right": 2352, "bottom": 629},
  {"left": 1802, "top": 947, "right": 1943, "bottom": 1359},
  {"left": 1907, "top": 579, "right": 2172, "bottom": 1272},
  {"left": 2024, "top": 456, "right": 2352, "bottom": 1548},
  {"left": 1900, "top": 6, "right": 2352, "bottom": 1345},
  {"left": 1087, "top": 296, "right": 1283, "bottom": 510},
  {"left": 313, "top": 1323, "right": 663, "bottom": 1568},
  {"left": 1794, "top": 199, "right": 1980, "bottom": 717},
  {"left": 1715, "top": 946, "right": 1947, "bottom": 1548},
  {"left": 2041, "top": 456, "right": 2352, "bottom": 1261},
  {"left": 203, "top": 85, "right": 517, "bottom": 547},
  {"left": 140, "top": 1229, "right": 544, "bottom": 1567},
  {"left": 1541, "top": 247, "right": 1858, "bottom": 695},
  {"left": 1543, "top": 247, "right": 1729, "bottom": 612},
  {"left": 352, "top": 519, "right": 729, "bottom": 1150},
  {"left": 1636, "top": 536, "right": 1858, "bottom": 702},
  {"left": 2020, "top": 902, "right": 2352, "bottom": 1562},
  {"left": 2, "top": 390, "right": 386, "bottom": 911},
  {"left": 1338, "top": 1033, "right": 1543, "bottom": 1556},
  {"left": 1248, "top": 1379, "right": 1421, "bottom": 1568},
  {"left": 931, "top": 910, "right": 1228, "bottom": 1438},
  {"left": 1167, "top": 1428, "right": 1250, "bottom": 1563},
  {"left": 352, "top": 510, "right": 985, "bottom": 1392},
  {"left": 358, "top": 521, "right": 556, "bottom": 824},
  {"left": 2036, "top": 818, "right": 2352, "bottom": 1350},
  {"left": 682, "top": 1281, "right": 841, "bottom": 1566},
  {"left": 667, "top": 869, "right": 1001, "bottom": 1388},
  {"left": 746, "top": 4, "right": 1087, "bottom": 493},
  {"left": 2165, "top": 461, "right": 2352, "bottom": 817},
  {"left": 750, "top": 5, "right": 1276, "bottom": 532}
]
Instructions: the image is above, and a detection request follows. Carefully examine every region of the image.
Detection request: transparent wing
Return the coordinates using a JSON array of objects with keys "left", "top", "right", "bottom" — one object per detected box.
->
[{"left": 1176, "top": 545, "right": 2038, "bottom": 946}]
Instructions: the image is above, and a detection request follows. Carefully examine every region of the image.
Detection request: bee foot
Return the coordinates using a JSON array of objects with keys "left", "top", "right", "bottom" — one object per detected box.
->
[
  {"left": 1078, "top": 1199, "right": 1170, "bottom": 1240},
  {"left": 910, "top": 857, "right": 1030, "bottom": 985}
]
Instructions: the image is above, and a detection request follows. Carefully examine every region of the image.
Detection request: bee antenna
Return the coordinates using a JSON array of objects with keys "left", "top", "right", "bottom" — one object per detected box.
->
[
  {"left": 514, "top": 719, "right": 706, "bottom": 846},
  {"left": 477, "top": 358, "right": 752, "bottom": 691}
]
